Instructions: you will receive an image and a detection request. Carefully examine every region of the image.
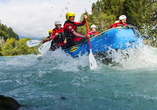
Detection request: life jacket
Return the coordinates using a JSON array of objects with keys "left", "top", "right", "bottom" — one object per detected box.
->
[
  {"left": 51, "top": 28, "right": 62, "bottom": 37},
  {"left": 64, "top": 20, "right": 85, "bottom": 42},
  {"left": 112, "top": 22, "right": 128, "bottom": 28},
  {"left": 109, "top": 24, "right": 114, "bottom": 28},
  {"left": 88, "top": 31, "right": 99, "bottom": 37},
  {"left": 50, "top": 28, "right": 65, "bottom": 46}
]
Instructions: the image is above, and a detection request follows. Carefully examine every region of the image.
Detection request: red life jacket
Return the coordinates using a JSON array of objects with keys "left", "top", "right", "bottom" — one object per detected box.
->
[
  {"left": 50, "top": 28, "right": 63, "bottom": 39},
  {"left": 88, "top": 31, "right": 99, "bottom": 37},
  {"left": 88, "top": 31, "right": 99, "bottom": 35},
  {"left": 112, "top": 22, "right": 128, "bottom": 28},
  {"left": 64, "top": 20, "right": 85, "bottom": 42},
  {"left": 109, "top": 24, "right": 114, "bottom": 28},
  {"left": 50, "top": 28, "right": 65, "bottom": 46}
]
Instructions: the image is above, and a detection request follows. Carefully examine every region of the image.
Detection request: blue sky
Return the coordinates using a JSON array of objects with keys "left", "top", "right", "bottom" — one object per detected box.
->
[{"left": 0, "top": 0, "right": 98, "bottom": 39}]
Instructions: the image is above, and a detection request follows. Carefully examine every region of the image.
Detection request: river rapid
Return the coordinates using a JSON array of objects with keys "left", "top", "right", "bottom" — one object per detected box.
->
[{"left": 1, "top": 44, "right": 157, "bottom": 110}]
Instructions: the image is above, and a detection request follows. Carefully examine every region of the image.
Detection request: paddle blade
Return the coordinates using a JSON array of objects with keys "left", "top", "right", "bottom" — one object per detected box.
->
[
  {"left": 38, "top": 41, "right": 51, "bottom": 54},
  {"left": 89, "top": 49, "right": 97, "bottom": 69},
  {"left": 26, "top": 40, "right": 41, "bottom": 47}
]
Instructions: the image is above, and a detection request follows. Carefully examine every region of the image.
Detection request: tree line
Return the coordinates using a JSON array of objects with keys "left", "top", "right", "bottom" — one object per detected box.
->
[
  {"left": 0, "top": 22, "right": 19, "bottom": 41},
  {"left": 0, "top": 38, "right": 39, "bottom": 56},
  {"left": 0, "top": 22, "right": 39, "bottom": 56},
  {"left": 78, "top": 0, "right": 157, "bottom": 46}
]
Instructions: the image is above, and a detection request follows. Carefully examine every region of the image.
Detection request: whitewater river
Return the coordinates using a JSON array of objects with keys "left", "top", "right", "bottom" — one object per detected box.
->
[{"left": 1, "top": 45, "right": 157, "bottom": 110}]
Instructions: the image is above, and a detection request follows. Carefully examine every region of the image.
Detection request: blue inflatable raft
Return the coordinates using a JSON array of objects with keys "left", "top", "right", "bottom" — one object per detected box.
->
[{"left": 64, "top": 26, "right": 143, "bottom": 58}]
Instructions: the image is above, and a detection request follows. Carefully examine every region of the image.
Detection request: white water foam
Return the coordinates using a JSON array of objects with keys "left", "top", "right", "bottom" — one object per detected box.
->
[
  {"left": 0, "top": 55, "right": 40, "bottom": 73},
  {"left": 1, "top": 43, "right": 157, "bottom": 72},
  {"left": 105, "top": 44, "right": 157, "bottom": 70},
  {"left": 39, "top": 48, "right": 90, "bottom": 72},
  {"left": 5, "top": 55, "right": 38, "bottom": 67}
]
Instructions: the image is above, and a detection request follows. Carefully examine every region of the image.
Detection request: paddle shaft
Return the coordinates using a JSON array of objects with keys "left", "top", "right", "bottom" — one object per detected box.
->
[
  {"left": 85, "top": 18, "right": 92, "bottom": 49},
  {"left": 85, "top": 17, "right": 97, "bottom": 69},
  {"left": 50, "top": 35, "right": 57, "bottom": 41}
]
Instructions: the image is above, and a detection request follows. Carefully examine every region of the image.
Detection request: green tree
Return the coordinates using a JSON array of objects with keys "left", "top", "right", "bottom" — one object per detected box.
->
[
  {"left": 2, "top": 38, "right": 39, "bottom": 56},
  {"left": 0, "top": 23, "right": 19, "bottom": 41},
  {"left": 123, "top": 0, "right": 148, "bottom": 29},
  {"left": 7, "top": 27, "right": 19, "bottom": 40},
  {"left": 1, "top": 24, "right": 7, "bottom": 32},
  {"left": 2, "top": 38, "right": 15, "bottom": 56},
  {"left": 15, "top": 38, "right": 39, "bottom": 55},
  {"left": 144, "top": 1, "right": 157, "bottom": 46},
  {"left": 78, "top": 0, "right": 118, "bottom": 34},
  {"left": 0, "top": 30, "right": 7, "bottom": 38},
  {"left": 0, "top": 43, "right": 2, "bottom": 56}
]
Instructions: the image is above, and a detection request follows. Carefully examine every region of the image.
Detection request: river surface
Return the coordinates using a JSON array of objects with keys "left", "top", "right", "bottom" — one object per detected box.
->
[{"left": 1, "top": 45, "right": 157, "bottom": 110}]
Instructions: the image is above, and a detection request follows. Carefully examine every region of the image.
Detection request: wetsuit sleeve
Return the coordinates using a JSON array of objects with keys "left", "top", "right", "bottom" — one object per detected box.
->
[
  {"left": 67, "top": 25, "right": 85, "bottom": 37},
  {"left": 42, "top": 36, "right": 50, "bottom": 43},
  {"left": 74, "top": 19, "right": 85, "bottom": 26}
]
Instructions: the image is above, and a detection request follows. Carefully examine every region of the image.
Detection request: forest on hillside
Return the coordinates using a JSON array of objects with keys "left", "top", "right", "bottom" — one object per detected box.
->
[
  {"left": 0, "top": 22, "right": 19, "bottom": 41},
  {"left": 78, "top": 0, "right": 157, "bottom": 45},
  {"left": 0, "top": 22, "right": 38, "bottom": 56}
]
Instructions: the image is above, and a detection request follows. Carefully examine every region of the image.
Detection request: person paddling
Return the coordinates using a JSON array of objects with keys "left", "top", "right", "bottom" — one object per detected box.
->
[
  {"left": 88, "top": 24, "right": 99, "bottom": 37},
  {"left": 49, "top": 21, "right": 66, "bottom": 51},
  {"left": 64, "top": 12, "right": 90, "bottom": 48},
  {"left": 50, "top": 21, "right": 63, "bottom": 37}
]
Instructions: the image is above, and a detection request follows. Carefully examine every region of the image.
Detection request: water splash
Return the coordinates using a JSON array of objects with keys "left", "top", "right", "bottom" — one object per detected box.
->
[
  {"left": 38, "top": 48, "right": 90, "bottom": 72},
  {"left": 100, "top": 44, "right": 157, "bottom": 70},
  {"left": 1, "top": 43, "right": 157, "bottom": 72}
]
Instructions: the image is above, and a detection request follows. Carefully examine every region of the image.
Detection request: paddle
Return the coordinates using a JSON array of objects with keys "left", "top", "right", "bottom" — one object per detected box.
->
[
  {"left": 37, "top": 35, "right": 57, "bottom": 61},
  {"left": 38, "top": 35, "right": 57, "bottom": 54},
  {"left": 26, "top": 40, "right": 42, "bottom": 47},
  {"left": 85, "top": 18, "right": 97, "bottom": 69}
]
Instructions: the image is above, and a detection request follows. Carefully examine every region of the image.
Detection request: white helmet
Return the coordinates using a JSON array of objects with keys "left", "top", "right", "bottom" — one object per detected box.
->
[
  {"left": 119, "top": 15, "right": 127, "bottom": 20},
  {"left": 55, "top": 21, "right": 61, "bottom": 26},
  {"left": 91, "top": 24, "right": 96, "bottom": 28}
]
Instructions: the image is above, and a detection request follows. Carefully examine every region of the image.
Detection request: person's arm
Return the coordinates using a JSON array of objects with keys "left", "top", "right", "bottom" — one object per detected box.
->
[
  {"left": 75, "top": 15, "right": 87, "bottom": 26},
  {"left": 75, "top": 19, "right": 85, "bottom": 26},
  {"left": 42, "top": 36, "right": 50, "bottom": 43},
  {"left": 66, "top": 25, "right": 85, "bottom": 37}
]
